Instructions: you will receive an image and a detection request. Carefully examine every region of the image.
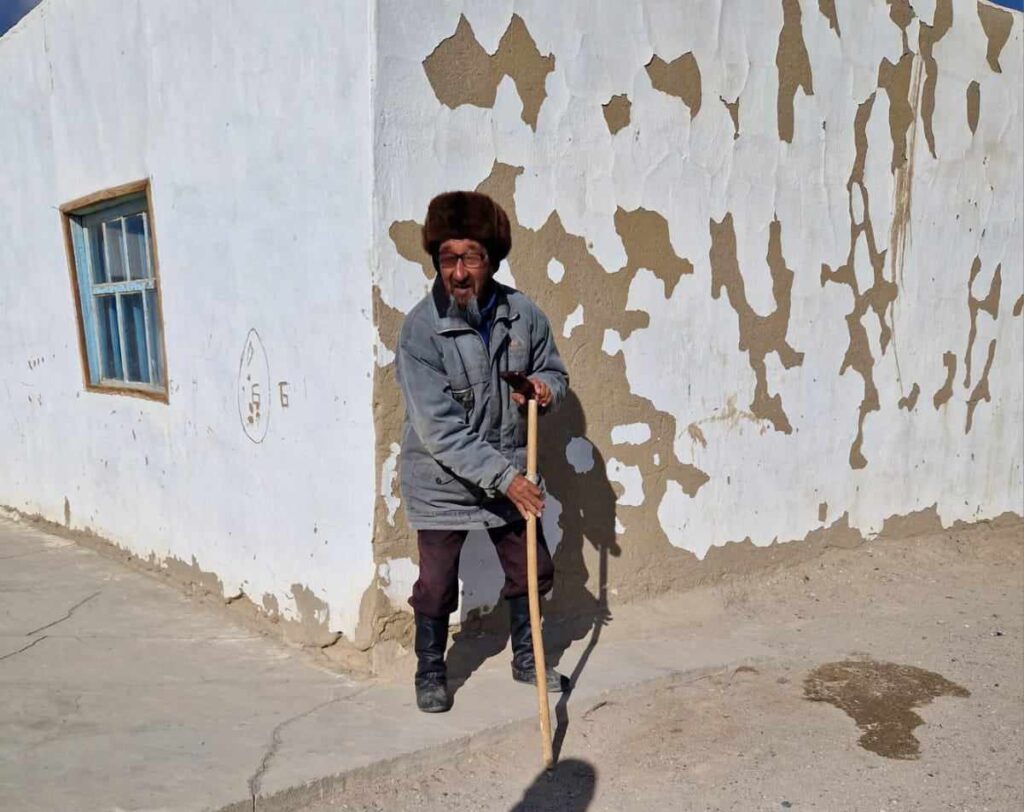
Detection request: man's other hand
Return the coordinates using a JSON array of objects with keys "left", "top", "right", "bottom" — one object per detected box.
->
[
  {"left": 509, "top": 377, "right": 553, "bottom": 409},
  {"left": 505, "top": 474, "right": 544, "bottom": 519}
]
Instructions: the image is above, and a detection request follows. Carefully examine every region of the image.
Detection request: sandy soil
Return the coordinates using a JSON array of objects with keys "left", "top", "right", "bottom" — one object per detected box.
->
[{"left": 307, "top": 519, "right": 1023, "bottom": 812}]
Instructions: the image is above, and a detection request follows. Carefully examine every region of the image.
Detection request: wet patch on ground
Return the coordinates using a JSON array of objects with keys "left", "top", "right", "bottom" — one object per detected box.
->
[{"left": 803, "top": 658, "right": 970, "bottom": 759}]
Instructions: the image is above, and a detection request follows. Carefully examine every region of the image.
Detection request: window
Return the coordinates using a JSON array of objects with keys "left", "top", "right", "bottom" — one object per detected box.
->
[{"left": 61, "top": 181, "right": 168, "bottom": 400}]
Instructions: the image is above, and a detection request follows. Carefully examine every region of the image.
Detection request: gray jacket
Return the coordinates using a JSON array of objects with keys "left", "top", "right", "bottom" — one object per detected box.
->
[{"left": 396, "top": 277, "right": 569, "bottom": 530}]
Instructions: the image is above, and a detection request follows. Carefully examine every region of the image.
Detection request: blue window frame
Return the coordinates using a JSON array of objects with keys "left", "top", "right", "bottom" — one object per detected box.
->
[{"left": 62, "top": 182, "right": 168, "bottom": 400}]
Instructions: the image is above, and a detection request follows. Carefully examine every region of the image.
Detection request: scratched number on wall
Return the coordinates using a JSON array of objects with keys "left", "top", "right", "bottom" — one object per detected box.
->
[{"left": 238, "top": 329, "right": 271, "bottom": 443}]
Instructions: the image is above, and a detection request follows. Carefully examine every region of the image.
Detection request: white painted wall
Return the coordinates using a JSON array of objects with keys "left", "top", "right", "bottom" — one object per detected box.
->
[
  {"left": 373, "top": 0, "right": 1023, "bottom": 611},
  {"left": 0, "top": 0, "right": 377, "bottom": 637}
]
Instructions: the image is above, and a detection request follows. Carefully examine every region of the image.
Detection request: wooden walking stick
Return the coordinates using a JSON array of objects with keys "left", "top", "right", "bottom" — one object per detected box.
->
[{"left": 526, "top": 397, "right": 554, "bottom": 769}]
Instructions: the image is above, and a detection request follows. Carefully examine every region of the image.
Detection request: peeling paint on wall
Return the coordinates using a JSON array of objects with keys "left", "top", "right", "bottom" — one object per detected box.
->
[
  {"left": 710, "top": 214, "right": 804, "bottom": 435},
  {"left": 776, "top": 0, "right": 814, "bottom": 143},
  {"left": 602, "top": 94, "right": 632, "bottom": 134},
  {"left": 966, "top": 80, "right": 981, "bottom": 134},
  {"left": 818, "top": 0, "right": 841, "bottom": 37},
  {"left": 422, "top": 13, "right": 554, "bottom": 130},
  {"left": 964, "top": 257, "right": 1002, "bottom": 389},
  {"left": 977, "top": 1, "right": 1014, "bottom": 72},
  {"left": 933, "top": 352, "right": 957, "bottom": 409},
  {"left": 919, "top": 0, "right": 953, "bottom": 159},
  {"left": 897, "top": 383, "right": 920, "bottom": 411},
  {"left": 646, "top": 52, "right": 702, "bottom": 118},
  {"left": 720, "top": 95, "right": 740, "bottom": 139},
  {"left": 821, "top": 92, "right": 899, "bottom": 470}
]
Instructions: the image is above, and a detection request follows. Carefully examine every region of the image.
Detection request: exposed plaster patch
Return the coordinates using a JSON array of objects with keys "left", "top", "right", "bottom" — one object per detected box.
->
[
  {"left": 977, "top": 1, "right": 1014, "bottom": 73},
  {"left": 370, "top": 286, "right": 409, "bottom": 562},
  {"left": 687, "top": 423, "right": 708, "bottom": 448},
  {"left": 645, "top": 52, "right": 702, "bottom": 118},
  {"left": 380, "top": 442, "right": 402, "bottom": 526},
  {"left": 821, "top": 93, "right": 899, "bottom": 469},
  {"left": 720, "top": 96, "right": 740, "bottom": 139},
  {"left": 1014, "top": 295, "right": 1024, "bottom": 317},
  {"left": 919, "top": 0, "right": 953, "bottom": 159},
  {"left": 818, "top": 0, "right": 841, "bottom": 37},
  {"left": 163, "top": 554, "right": 225, "bottom": 598},
  {"left": 262, "top": 593, "right": 280, "bottom": 619},
  {"left": 289, "top": 583, "right": 336, "bottom": 646},
  {"left": 776, "top": 0, "right": 814, "bottom": 143},
  {"left": 963, "top": 258, "right": 1001, "bottom": 389},
  {"left": 615, "top": 207, "right": 693, "bottom": 296},
  {"left": 547, "top": 258, "right": 566, "bottom": 284},
  {"left": 562, "top": 303, "right": 584, "bottom": 338},
  {"left": 965, "top": 339, "right": 997, "bottom": 433},
  {"left": 887, "top": 0, "right": 916, "bottom": 51},
  {"left": 389, "top": 220, "right": 434, "bottom": 280},
  {"left": 887, "top": 52, "right": 923, "bottom": 320},
  {"left": 818, "top": 502, "right": 828, "bottom": 523},
  {"left": 611, "top": 422, "right": 652, "bottom": 445},
  {"left": 602, "top": 93, "right": 632, "bottom": 135},
  {"left": 606, "top": 458, "right": 645, "bottom": 507},
  {"left": 966, "top": 81, "right": 981, "bottom": 134},
  {"left": 709, "top": 213, "right": 804, "bottom": 435},
  {"left": 422, "top": 14, "right": 555, "bottom": 130},
  {"left": 897, "top": 383, "right": 920, "bottom": 411},
  {"left": 933, "top": 351, "right": 957, "bottom": 409},
  {"left": 566, "top": 436, "right": 595, "bottom": 474}
]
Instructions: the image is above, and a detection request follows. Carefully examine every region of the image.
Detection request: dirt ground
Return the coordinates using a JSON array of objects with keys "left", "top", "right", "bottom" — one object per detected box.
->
[{"left": 304, "top": 519, "right": 1023, "bottom": 812}]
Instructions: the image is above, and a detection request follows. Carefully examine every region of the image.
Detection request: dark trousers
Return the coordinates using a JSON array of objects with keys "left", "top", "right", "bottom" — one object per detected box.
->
[{"left": 409, "top": 521, "right": 555, "bottom": 619}]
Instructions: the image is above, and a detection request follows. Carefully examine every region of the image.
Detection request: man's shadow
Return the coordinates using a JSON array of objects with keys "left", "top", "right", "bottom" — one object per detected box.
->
[
  {"left": 446, "top": 390, "right": 621, "bottom": 759},
  {"left": 509, "top": 758, "right": 597, "bottom": 811}
]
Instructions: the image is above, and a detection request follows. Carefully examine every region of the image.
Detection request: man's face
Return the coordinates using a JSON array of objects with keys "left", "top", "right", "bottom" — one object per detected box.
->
[{"left": 438, "top": 238, "right": 491, "bottom": 308}]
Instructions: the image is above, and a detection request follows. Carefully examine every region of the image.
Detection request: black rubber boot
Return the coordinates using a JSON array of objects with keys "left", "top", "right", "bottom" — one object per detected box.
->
[
  {"left": 508, "top": 595, "right": 569, "bottom": 693},
  {"left": 414, "top": 613, "right": 452, "bottom": 713}
]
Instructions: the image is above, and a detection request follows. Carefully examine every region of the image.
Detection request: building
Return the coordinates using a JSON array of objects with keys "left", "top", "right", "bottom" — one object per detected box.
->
[{"left": 1, "top": 0, "right": 1021, "bottom": 654}]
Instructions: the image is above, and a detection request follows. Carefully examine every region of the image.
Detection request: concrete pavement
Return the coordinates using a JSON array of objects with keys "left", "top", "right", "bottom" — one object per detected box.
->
[
  {"left": 6, "top": 511, "right": 1018, "bottom": 811},
  {"left": 0, "top": 514, "right": 770, "bottom": 811}
]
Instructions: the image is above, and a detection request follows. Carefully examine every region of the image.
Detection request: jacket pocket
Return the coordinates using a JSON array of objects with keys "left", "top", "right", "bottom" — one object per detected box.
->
[
  {"left": 415, "top": 459, "right": 457, "bottom": 489},
  {"left": 451, "top": 386, "right": 475, "bottom": 420}
]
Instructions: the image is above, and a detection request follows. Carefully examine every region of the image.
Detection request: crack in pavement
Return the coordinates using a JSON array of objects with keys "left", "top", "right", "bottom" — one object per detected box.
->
[
  {"left": 24, "top": 590, "right": 102, "bottom": 636},
  {"left": 247, "top": 686, "right": 373, "bottom": 810},
  {"left": 0, "top": 635, "right": 48, "bottom": 662},
  {"left": 0, "top": 548, "right": 60, "bottom": 561}
]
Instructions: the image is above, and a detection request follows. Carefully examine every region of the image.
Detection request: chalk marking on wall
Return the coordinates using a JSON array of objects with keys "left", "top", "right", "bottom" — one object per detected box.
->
[{"left": 238, "top": 329, "right": 271, "bottom": 444}]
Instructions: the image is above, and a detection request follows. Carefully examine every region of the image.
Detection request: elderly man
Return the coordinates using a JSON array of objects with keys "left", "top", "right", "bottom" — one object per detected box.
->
[{"left": 396, "top": 191, "right": 570, "bottom": 713}]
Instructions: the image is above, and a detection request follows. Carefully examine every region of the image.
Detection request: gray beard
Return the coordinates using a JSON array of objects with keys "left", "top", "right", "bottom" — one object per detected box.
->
[{"left": 447, "top": 293, "right": 483, "bottom": 328}]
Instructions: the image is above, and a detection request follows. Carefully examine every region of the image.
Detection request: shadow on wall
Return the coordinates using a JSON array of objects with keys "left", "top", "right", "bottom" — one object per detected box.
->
[
  {"left": 447, "top": 389, "right": 621, "bottom": 698},
  {"left": 510, "top": 758, "right": 597, "bottom": 812}
]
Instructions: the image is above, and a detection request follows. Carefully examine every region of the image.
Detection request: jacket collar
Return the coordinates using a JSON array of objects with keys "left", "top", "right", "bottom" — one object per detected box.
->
[{"left": 432, "top": 275, "right": 519, "bottom": 334}]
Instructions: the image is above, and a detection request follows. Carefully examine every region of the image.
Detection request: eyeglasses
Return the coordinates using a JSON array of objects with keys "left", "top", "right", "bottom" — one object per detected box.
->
[{"left": 438, "top": 251, "right": 487, "bottom": 271}]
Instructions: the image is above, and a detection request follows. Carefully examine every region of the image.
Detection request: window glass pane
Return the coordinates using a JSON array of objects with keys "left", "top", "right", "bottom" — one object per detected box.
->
[
  {"left": 87, "top": 224, "right": 107, "bottom": 284},
  {"left": 124, "top": 214, "right": 150, "bottom": 280},
  {"left": 145, "top": 289, "right": 164, "bottom": 386},
  {"left": 97, "top": 295, "right": 124, "bottom": 380},
  {"left": 122, "top": 292, "right": 150, "bottom": 383},
  {"left": 104, "top": 219, "right": 127, "bottom": 282}
]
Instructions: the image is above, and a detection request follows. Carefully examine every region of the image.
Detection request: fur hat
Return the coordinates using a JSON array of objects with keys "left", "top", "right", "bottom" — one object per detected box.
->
[{"left": 422, "top": 191, "right": 512, "bottom": 269}]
